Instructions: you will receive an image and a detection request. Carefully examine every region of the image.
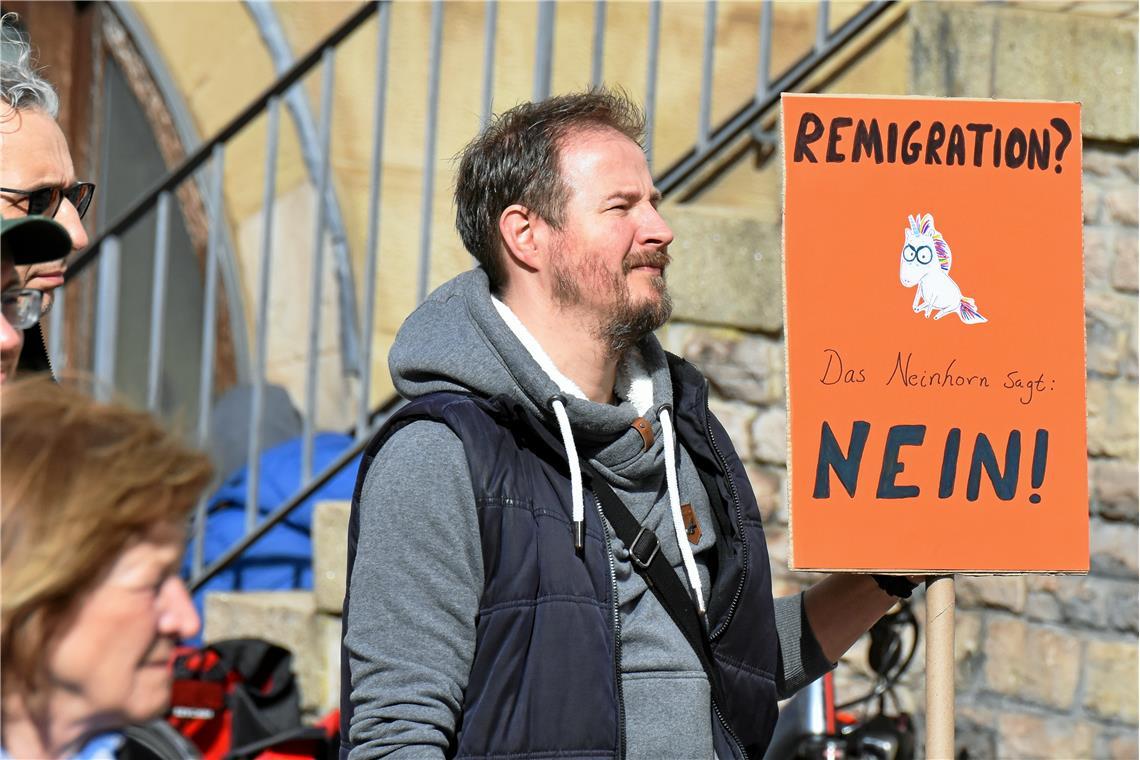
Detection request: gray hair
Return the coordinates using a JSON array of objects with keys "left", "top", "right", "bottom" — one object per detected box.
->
[{"left": 0, "top": 13, "right": 59, "bottom": 117}]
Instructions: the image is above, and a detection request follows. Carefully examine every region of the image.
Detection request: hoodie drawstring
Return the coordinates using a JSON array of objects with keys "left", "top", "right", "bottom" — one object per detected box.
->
[
  {"left": 551, "top": 397, "right": 586, "bottom": 551},
  {"left": 660, "top": 408, "right": 707, "bottom": 616},
  {"left": 552, "top": 397, "right": 705, "bottom": 612}
]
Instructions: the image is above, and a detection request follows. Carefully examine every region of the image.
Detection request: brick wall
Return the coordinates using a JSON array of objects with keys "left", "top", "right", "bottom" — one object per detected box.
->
[{"left": 660, "top": 140, "right": 1138, "bottom": 758}]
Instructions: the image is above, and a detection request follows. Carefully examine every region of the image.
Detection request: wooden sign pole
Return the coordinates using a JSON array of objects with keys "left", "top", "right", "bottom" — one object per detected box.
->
[{"left": 925, "top": 576, "right": 956, "bottom": 759}]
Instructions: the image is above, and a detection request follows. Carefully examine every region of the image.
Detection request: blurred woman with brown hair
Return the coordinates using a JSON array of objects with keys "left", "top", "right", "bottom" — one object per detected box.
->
[{"left": 1, "top": 378, "right": 213, "bottom": 759}]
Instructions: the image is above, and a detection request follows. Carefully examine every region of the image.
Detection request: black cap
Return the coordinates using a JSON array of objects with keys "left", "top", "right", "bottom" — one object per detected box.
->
[{"left": 1, "top": 216, "right": 72, "bottom": 266}]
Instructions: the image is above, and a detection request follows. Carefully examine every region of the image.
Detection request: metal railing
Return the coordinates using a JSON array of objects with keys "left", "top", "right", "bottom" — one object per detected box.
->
[
  {"left": 655, "top": 0, "right": 897, "bottom": 196},
  {"left": 244, "top": 1, "right": 362, "bottom": 380},
  {"left": 60, "top": 0, "right": 894, "bottom": 587},
  {"left": 67, "top": 1, "right": 383, "bottom": 578}
]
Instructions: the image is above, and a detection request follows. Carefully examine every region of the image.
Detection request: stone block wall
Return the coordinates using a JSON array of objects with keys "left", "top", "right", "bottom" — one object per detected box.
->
[{"left": 659, "top": 139, "right": 1138, "bottom": 757}]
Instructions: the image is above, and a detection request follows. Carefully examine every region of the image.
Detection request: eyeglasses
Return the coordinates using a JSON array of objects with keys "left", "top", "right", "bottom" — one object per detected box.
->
[
  {"left": 0, "top": 182, "right": 96, "bottom": 220},
  {"left": 1, "top": 287, "right": 44, "bottom": 330}
]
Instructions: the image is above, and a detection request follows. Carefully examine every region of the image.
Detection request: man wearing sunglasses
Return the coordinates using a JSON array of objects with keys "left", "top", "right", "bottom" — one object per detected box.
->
[
  {"left": 1, "top": 15, "right": 95, "bottom": 376},
  {"left": 1, "top": 216, "right": 72, "bottom": 384}
]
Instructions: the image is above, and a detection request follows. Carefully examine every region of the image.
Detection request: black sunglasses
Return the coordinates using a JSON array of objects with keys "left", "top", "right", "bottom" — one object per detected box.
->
[{"left": 0, "top": 182, "right": 96, "bottom": 220}]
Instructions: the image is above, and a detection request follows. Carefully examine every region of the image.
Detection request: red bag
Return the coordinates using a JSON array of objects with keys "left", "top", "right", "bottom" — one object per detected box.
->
[{"left": 166, "top": 639, "right": 337, "bottom": 760}]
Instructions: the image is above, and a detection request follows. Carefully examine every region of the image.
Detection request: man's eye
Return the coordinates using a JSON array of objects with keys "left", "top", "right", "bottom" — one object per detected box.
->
[{"left": 24, "top": 189, "right": 54, "bottom": 215}]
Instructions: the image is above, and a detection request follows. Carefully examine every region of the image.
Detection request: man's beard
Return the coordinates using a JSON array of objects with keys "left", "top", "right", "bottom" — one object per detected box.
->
[{"left": 551, "top": 244, "right": 673, "bottom": 357}]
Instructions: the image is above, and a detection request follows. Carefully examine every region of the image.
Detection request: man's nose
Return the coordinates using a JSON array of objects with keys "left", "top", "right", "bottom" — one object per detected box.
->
[
  {"left": 638, "top": 206, "right": 674, "bottom": 251},
  {"left": 159, "top": 577, "right": 201, "bottom": 640},
  {"left": 57, "top": 199, "right": 89, "bottom": 252}
]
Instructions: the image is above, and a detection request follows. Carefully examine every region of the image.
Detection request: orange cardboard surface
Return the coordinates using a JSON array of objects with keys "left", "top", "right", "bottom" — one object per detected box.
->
[{"left": 782, "top": 94, "right": 1088, "bottom": 573}]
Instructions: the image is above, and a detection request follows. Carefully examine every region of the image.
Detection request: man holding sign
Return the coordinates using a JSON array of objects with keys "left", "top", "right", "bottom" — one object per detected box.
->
[{"left": 341, "top": 89, "right": 910, "bottom": 759}]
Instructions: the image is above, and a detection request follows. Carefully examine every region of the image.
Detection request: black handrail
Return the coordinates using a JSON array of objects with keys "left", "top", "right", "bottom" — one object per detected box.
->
[
  {"left": 66, "top": 0, "right": 380, "bottom": 282},
  {"left": 655, "top": 0, "right": 896, "bottom": 197}
]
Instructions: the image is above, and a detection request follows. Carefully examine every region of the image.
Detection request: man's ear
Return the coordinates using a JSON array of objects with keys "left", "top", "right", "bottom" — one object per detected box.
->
[{"left": 499, "top": 204, "right": 542, "bottom": 272}]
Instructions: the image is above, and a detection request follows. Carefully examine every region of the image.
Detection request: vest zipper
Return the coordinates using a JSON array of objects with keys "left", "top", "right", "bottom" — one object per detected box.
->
[
  {"left": 713, "top": 698, "right": 748, "bottom": 760},
  {"left": 595, "top": 495, "right": 626, "bottom": 759},
  {"left": 704, "top": 399, "right": 748, "bottom": 643},
  {"left": 703, "top": 388, "right": 749, "bottom": 759}
]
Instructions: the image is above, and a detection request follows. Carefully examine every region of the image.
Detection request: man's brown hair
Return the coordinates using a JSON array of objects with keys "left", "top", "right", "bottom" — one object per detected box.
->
[
  {"left": 454, "top": 87, "right": 646, "bottom": 292},
  {"left": 1, "top": 377, "right": 213, "bottom": 707}
]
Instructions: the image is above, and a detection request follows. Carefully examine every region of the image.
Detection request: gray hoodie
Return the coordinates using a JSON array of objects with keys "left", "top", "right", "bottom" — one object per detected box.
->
[{"left": 344, "top": 269, "right": 831, "bottom": 759}]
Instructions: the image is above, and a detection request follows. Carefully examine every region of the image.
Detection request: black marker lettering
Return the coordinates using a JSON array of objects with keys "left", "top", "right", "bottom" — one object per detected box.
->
[
  {"left": 826, "top": 116, "right": 854, "bottom": 163},
  {"left": 1005, "top": 127, "right": 1027, "bottom": 169},
  {"left": 794, "top": 111, "right": 824, "bottom": 163},
  {"left": 966, "top": 123, "right": 992, "bottom": 167},
  {"left": 946, "top": 124, "right": 967, "bottom": 166},
  {"left": 877, "top": 425, "right": 926, "bottom": 499},
  {"left": 1027, "top": 128, "right": 1050, "bottom": 171},
  {"left": 925, "top": 121, "right": 946, "bottom": 165},
  {"left": 852, "top": 118, "right": 884, "bottom": 163},
  {"left": 813, "top": 421, "right": 871, "bottom": 499},
  {"left": 902, "top": 121, "right": 922, "bottom": 165}
]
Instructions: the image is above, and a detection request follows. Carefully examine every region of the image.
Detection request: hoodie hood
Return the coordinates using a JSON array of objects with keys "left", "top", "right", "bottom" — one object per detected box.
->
[
  {"left": 389, "top": 268, "right": 674, "bottom": 442},
  {"left": 389, "top": 267, "right": 707, "bottom": 612}
]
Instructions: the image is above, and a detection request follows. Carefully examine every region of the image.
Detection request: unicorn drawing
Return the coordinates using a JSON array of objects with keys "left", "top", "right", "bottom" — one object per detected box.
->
[{"left": 899, "top": 213, "right": 987, "bottom": 324}]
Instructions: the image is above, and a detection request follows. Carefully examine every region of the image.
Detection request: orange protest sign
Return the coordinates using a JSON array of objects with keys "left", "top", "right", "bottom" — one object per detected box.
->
[{"left": 781, "top": 94, "right": 1087, "bottom": 574}]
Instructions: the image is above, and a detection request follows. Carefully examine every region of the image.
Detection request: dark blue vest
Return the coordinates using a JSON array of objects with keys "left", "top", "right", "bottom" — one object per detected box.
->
[{"left": 341, "top": 355, "right": 780, "bottom": 759}]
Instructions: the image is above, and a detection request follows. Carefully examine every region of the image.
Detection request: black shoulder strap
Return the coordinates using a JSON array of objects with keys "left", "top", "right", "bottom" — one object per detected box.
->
[{"left": 586, "top": 472, "right": 720, "bottom": 693}]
